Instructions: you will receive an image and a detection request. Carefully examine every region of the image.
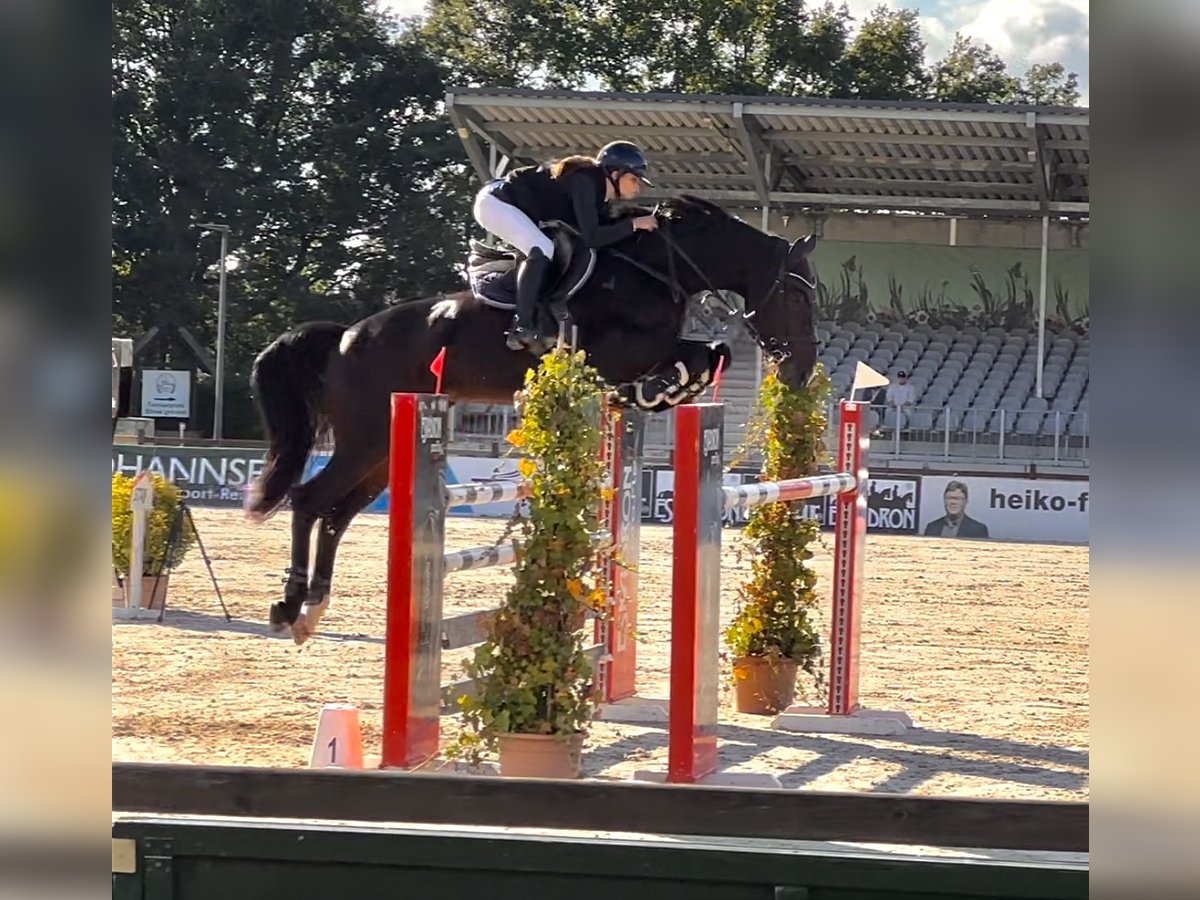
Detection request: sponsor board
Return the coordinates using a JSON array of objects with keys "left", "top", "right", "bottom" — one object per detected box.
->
[
  {"left": 919, "top": 475, "right": 1088, "bottom": 544},
  {"left": 113, "top": 446, "right": 1085, "bottom": 545},
  {"left": 112, "top": 446, "right": 265, "bottom": 507},
  {"left": 640, "top": 469, "right": 921, "bottom": 534},
  {"left": 300, "top": 452, "right": 527, "bottom": 516}
]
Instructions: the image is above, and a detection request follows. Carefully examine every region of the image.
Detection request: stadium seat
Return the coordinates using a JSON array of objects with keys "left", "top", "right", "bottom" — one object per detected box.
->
[
  {"left": 907, "top": 408, "right": 936, "bottom": 430},
  {"left": 961, "top": 407, "right": 992, "bottom": 433},
  {"left": 989, "top": 410, "right": 1017, "bottom": 433}
]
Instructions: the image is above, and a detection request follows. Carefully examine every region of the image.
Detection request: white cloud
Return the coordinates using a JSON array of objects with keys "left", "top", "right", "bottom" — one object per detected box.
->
[
  {"left": 961, "top": 0, "right": 1088, "bottom": 66},
  {"left": 920, "top": 0, "right": 1090, "bottom": 104},
  {"left": 918, "top": 15, "right": 953, "bottom": 63}
]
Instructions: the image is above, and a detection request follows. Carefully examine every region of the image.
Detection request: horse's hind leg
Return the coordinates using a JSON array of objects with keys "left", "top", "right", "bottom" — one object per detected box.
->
[
  {"left": 291, "top": 463, "right": 389, "bottom": 645},
  {"left": 268, "top": 506, "right": 319, "bottom": 633}
]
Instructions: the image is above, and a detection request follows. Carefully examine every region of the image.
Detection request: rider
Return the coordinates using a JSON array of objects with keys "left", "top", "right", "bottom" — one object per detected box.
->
[{"left": 472, "top": 141, "right": 659, "bottom": 350}]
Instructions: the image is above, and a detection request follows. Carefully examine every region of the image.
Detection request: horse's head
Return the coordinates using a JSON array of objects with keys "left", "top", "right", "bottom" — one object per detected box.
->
[{"left": 657, "top": 196, "right": 818, "bottom": 390}]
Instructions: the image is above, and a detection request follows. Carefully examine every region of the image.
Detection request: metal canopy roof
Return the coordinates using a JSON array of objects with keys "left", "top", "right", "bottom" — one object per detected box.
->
[{"left": 446, "top": 88, "right": 1089, "bottom": 219}]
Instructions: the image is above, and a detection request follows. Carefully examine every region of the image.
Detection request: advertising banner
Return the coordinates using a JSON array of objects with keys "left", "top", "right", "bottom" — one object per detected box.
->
[
  {"left": 112, "top": 445, "right": 265, "bottom": 506},
  {"left": 919, "top": 475, "right": 1088, "bottom": 544},
  {"left": 640, "top": 468, "right": 921, "bottom": 535},
  {"left": 113, "top": 444, "right": 1086, "bottom": 545},
  {"left": 301, "top": 452, "right": 526, "bottom": 516}
]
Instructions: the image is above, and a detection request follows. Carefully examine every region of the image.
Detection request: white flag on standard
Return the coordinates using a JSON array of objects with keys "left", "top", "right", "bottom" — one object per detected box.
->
[{"left": 850, "top": 361, "right": 889, "bottom": 397}]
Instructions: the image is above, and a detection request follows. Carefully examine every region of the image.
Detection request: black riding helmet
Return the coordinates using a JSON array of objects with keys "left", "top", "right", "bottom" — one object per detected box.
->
[{"left": 595, "top": 140, "right": 653, "bottom": 186}]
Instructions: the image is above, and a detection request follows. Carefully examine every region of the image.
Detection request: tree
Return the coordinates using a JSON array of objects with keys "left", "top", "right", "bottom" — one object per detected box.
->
[
  {"left": 930, "top": 34, "right": 1018, "bottom": 104},
  {"left": 794, "top": 2, "right": 854, "bottom": 97},
  {"left": 840, "top": 6, "right": 929, "bottom": 100},
  {"left": 583, "top": 0, "right": 814, "bottom": 95},
  {"left": 1015, "top": 62, "right": 1081, "bottom": 106},
  {"left": 421, "top": 0, "right": 593, "bottom": 87},
  {"left": 113, "top": 0, "right": 469, "bottom": 435}
]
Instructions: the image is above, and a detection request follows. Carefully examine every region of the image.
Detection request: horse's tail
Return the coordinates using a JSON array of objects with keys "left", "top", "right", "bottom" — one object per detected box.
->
[{"left": 246, "top": 322, "right": 345, "bottom": 520}]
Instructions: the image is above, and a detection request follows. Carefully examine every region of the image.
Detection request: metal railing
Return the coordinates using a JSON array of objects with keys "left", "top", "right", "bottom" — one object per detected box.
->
[
  {"left": 450, "top": 403, "right": 515, "bottom": 444},
  {"left": 448, "top": 401, "right": 1089, "bottom": 466},
  {"left": 846, "top": 403, "right": 1089, "bottom": 464}
]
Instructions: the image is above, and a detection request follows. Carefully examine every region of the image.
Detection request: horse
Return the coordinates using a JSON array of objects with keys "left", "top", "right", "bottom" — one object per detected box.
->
[{"left": 246, "top": 195, "right": 820, "bottom": 643}]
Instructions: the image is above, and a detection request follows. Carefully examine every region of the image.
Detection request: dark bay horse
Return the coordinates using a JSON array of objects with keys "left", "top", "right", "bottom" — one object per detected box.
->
[{"left": 247, "top": 195, "right": 819, "bottom": 642}]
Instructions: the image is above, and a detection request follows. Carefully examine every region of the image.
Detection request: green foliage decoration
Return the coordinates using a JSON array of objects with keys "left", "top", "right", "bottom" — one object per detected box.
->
[
  {"left": 112, "top": 472, "right": 197, "bottom": 577},
  {"left": 451, "top": 346, "right": 611, "bottom": 761},
  {"left": 723, "top": 363, "right": 831, "bottom": 680}
]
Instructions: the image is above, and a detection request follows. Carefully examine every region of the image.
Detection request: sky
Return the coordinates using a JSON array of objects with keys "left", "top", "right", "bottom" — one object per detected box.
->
[{"left": 377, "top": 0, "right": 1089, "bottom": 105}]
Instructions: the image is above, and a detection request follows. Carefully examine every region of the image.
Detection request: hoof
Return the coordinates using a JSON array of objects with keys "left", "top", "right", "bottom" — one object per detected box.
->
[
  {"left": 291, "top": 596, "right": 330, "bottom": 646},
  {"left": 269, "top": 602, "right": 297, "bottom": 633}
]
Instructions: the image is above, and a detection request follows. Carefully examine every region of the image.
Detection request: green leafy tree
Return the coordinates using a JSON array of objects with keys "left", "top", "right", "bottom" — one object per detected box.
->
[
  {"left": 841, "top": 6, "right": 930, "bottom": 100},
  {"left": 422, "top": 0, "right": 1077, "bottom": 108},
  {"left": 421, "top": 0, "right": 592, "bottom": 87},
  {"left": 930, "top": 34, "right": 1019, "bottom": 104},
  {"left": 113, "top": 0, "right": 468, "bottom": 435},
  {"left": 1015, "top": 62, "right": 1082, "bottom": 106}
]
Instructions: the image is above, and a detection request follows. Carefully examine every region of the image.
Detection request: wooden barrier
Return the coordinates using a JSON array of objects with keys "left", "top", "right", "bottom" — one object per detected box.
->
[{"left": 112, "top": 762, "right": 1088, "bottom": 899}]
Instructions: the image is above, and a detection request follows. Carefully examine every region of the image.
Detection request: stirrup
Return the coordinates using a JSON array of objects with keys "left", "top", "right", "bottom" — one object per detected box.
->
[{"left": 506, "top": 326, "right": 541, "bottom": 352}]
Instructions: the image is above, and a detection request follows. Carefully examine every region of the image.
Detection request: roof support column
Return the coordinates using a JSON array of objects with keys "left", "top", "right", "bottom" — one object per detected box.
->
[
  {"left": 1036, "top": 214, "right": 1049, "bottom": 400},
  {"left": 732, "top": 103, "right": 770, "bottom": 208},
  {"left": 445, "top": 93, "right": 491, "bottom": 185},
  {"left": 760, "top": 152, "right": 772, "bottom": 232}
]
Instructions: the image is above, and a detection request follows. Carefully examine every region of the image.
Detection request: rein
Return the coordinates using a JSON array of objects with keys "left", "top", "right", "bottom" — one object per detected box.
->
[{"left": 608, "top": 214, "right": 810, "bottom": 364}]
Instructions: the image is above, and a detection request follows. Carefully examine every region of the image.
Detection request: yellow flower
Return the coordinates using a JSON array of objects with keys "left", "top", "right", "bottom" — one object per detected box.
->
[
  {"left": 518, "top": 458, "right": 536, "bottom": 479},
  {"left": 507, "top": 429, "right": 525, "bottom": 448}
]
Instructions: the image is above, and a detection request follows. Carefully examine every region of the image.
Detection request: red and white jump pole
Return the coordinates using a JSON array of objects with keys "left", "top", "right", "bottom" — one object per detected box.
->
[{"left": 669, "top": 399, "right": 910, "bottom": 784}]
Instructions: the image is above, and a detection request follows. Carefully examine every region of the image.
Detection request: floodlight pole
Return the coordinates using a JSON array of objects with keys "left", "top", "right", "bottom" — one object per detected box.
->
[{"left": 198, "top": 222, "right": 231, "bottom": 439}]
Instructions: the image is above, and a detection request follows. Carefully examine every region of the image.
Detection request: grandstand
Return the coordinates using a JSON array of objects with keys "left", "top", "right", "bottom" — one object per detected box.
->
[
  {"left": 451, "top": 319, "right": 1089, "bottom": 466},
  {"left": 445, "top": 88, "right": 1089, "bottom": 469},
  {"left": 817, "top": 319, "right": 1089, "bottom": 458}
]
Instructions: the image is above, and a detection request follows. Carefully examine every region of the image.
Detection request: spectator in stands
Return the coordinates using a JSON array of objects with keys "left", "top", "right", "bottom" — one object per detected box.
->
[
  {"left": 886, "top": 370, "right": 915, "bottom": 411},
  {"left": 923, "top": 480, "right": 990, "bottom": 539}
]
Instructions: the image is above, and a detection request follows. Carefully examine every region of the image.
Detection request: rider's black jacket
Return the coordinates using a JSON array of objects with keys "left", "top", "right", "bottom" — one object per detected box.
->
[{"left": 491, "top": 162, "right": 635, "bottom": 250}]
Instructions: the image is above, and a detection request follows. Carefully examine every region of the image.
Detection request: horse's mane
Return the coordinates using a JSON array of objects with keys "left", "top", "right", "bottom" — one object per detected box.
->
[
  {"left": 658, "top": 194, "right": 732, "bottom": 221},
  {"left": 657, "top": 195, "right": 768, "bottom": 243}
]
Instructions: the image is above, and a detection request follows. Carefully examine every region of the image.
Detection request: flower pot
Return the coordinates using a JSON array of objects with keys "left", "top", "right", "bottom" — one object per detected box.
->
[
  {"left": 139, "top": 573, "right": 170, "bottom": 610},
  {"left": 731, "top": 656, "right": 799, "bottom": 715},
  {"left": 496, "top": 732, "right": 584, "bottom": 779}
]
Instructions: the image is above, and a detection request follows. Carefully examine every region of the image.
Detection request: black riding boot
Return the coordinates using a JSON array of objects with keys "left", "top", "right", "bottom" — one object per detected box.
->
[{"left": 506, "top": 248, "right": 551, "bottom": 351}]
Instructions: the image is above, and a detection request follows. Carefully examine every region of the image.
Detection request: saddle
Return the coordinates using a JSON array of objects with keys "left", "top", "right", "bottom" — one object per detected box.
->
[{"left": 466, "top": 222, "right": 597, "bottom": 314}]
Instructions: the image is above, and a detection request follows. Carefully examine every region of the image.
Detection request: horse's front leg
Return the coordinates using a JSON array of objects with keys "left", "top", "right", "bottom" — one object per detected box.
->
[
  {"left": 620, "top": 341, "right": 731, "bottom": 412},
  {"left": 269, "top": 507, "right": 318, "bottom": 632},
  {"left": 290, "top": 464, "right": 389, "bottom": 646}
]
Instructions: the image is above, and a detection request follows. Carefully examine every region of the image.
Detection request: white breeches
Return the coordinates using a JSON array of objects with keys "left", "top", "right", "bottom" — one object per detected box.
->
[{"left": 473, "top": 189, "right": 555, "bottom": 259}]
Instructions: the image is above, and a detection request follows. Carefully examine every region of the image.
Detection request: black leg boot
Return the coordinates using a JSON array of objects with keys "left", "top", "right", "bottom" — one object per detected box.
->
[{"left": 506, "top": 247, "right": 551, "bottom": 351}]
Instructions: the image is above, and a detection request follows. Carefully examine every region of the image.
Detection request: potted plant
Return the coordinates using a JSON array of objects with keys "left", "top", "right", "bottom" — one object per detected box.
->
[
  {"left": 112, "top": 471, "right": 197, "bottom": 609},
  {"left": 724, "top": 363, "right": 832, "bottom": 714},
  {"left": 451, "top": 346, "right": 611, "bottom": 778}
]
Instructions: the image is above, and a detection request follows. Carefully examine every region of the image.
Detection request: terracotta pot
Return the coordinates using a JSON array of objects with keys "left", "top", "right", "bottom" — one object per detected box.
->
[
  {"left": 139, "top": 573, "right": 170, "bottom": 610},
  {"left": 731, "top": 656, "right": 799, "bottom": 715},
  {"left": 496, "top": 732, "right": 584, "bottom": 779}
]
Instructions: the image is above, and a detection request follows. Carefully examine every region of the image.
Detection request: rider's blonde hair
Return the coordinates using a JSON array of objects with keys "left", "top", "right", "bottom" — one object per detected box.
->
[{"left": 550, "top": 155, "right": 598, "bottom": 179}]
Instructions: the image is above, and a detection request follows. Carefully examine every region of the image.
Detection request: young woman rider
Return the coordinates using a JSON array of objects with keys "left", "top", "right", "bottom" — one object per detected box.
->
[{"left": 472, "top": 140, "right": 658, "bottom": 350}]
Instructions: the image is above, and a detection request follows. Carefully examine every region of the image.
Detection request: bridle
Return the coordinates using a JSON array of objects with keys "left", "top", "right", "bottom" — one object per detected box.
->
[{"left": 607, "top": 211, "right": 818, "bottom": 365}]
